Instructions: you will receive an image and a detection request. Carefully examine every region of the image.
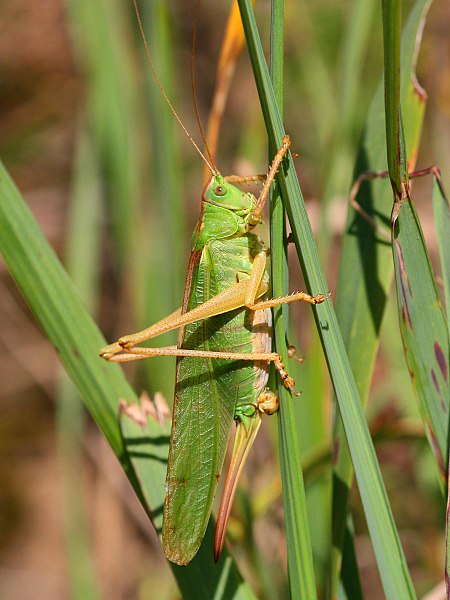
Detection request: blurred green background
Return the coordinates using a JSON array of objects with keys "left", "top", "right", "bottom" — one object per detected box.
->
[{"left": 0, "top": 0, "right": 449, "bottom": 598}]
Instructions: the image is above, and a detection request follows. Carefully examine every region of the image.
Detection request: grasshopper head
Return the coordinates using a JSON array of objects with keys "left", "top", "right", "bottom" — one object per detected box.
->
[
  {"left": 203, "top": 174, "right": 256, "bottom": 216},
  {"left": 192, "top": 175, "right": 257, "bottom": 250}
]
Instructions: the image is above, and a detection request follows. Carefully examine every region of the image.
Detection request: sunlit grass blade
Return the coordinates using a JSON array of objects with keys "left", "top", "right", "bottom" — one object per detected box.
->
[
  {"left": 0, "top": 163, "right": 255, "bottom": 599},
  {"left": 313, "top": 0, "right": 377, "bottom": 589},
  {"left": 0, "top": 162, "right": 133, "bottom": 455},
  {"left": 269, "top": 1, "right": 317, "bottom": 598},
  {"left": 330, "top": 1, "right": 430, "bottom": 594},
  {"left": 238, "top": 0, "right": 416, "bottom": 597},
  {"left": 295, "top": 6, "right": 379, "bottom": 584}
]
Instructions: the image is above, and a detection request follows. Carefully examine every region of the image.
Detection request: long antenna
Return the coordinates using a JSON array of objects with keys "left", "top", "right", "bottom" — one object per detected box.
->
[
  {"left": 191, "top": 0, "right": 216, "bottom": 172},
  {"left": 133, "top": 0, "right": 217, "bottom": 174}
]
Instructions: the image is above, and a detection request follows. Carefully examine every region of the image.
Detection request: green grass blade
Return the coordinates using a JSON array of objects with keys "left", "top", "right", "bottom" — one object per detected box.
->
[
  {"left": 438, "top": 170, "right": 450, "bottom": 600},
  {"left": 316, "top": 0, "right": 377, "bottom": 590},
  {"left": 269, "top": 2, "right": 317, "bottom": 598},
  {"left": 432, "top": 174, "right": 450, "bottom": 326},
  {"left": 382, "top": 0, "right": 410, "bottom": 194},
  {"left": 392, "top": 198, "right": 449, "bottom": 480},
  {"left": 0, "top": 163, "right": 256, "bottom": 600},
  {"left": 381, "top": 0, "right": 448, "bottom": 479},
  {"left": 384, "top": 3, "right": 449, "bottom": 592},
  {"left": 330, "top": 1, "right": 430, "bottom": 594},
  {"left": 0, "top": 162, "right": 133, "bottom": 457},
  {"left": 338, "top": 521, "right": 363, "bottom": 600},
  {"left": 237, "top": 1, "right": 416, "bottom": 597}
]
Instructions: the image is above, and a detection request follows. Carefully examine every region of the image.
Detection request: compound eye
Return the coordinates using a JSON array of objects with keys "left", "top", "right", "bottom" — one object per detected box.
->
[{"left": 213, "top": 184, "right": 226, "bottom": 197}]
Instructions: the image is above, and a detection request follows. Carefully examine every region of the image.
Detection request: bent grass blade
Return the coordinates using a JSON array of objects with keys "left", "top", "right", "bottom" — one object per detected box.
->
[{"left": 391, "top": 194, "right": 449, "bottom": 483}]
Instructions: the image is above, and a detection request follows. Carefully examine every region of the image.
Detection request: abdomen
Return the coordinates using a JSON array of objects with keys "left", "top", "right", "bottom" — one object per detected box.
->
[{"left": 162, "top": 235, "right": 271, "bottom": 564}]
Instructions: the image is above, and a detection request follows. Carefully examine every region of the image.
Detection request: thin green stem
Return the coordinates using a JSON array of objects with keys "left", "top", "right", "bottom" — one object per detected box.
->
[
  {"left": 382, "top": 0, "right": 409, "bottom": 195},
  {"left": 269, "top": 2, "right": 317, "bottom": 598}
]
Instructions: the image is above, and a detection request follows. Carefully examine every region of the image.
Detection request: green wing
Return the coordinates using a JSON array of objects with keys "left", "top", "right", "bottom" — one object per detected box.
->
[
  {"left": 162, "top": 319, "right": 238, "bottom": 564},
  {"left": 162, "top": 239, "right": 258, "bottom": 565}
]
